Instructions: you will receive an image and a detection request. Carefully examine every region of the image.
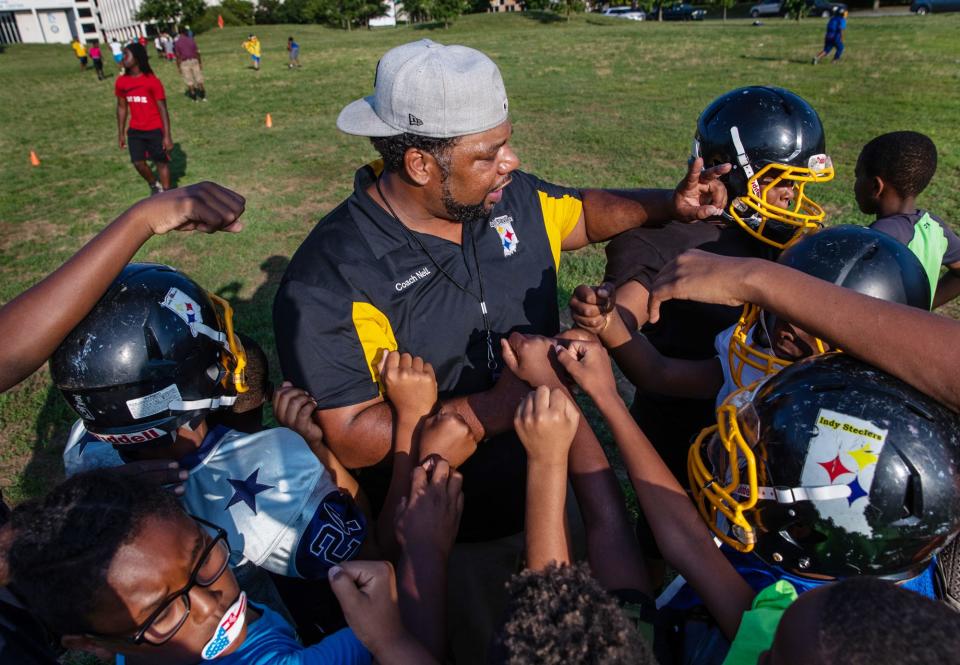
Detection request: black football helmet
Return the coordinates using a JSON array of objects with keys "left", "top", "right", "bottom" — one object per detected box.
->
[
  {"left": 694, "top": 86, "right": 834, "bottom": 249},
  {"left": 728, "top": 225, "right": 931, "bottom": 388},
  {"left": 50, "top": 264, "right": 248, "bottom": 448},
  {"left": 689, "top": 353, "right": 960, "bottom": 579}
]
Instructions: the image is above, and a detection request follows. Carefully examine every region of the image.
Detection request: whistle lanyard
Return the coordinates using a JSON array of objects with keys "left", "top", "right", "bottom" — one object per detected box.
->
[{"left": 376, "top": 177, "right": 498, "bottom": 373}]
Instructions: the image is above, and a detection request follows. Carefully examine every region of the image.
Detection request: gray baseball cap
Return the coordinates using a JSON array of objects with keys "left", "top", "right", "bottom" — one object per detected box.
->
[{"left": 337, "top": 39, "right": 509, "bottom": 139}]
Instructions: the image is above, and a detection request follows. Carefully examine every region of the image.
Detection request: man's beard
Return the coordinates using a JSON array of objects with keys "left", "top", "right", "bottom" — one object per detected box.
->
[{"left": 442, "top": 180, "right": 491, "bottom": 225}]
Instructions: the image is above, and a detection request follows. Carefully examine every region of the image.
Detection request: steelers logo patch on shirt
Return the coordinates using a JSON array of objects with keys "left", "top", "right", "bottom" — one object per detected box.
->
[{"left": 491, "top": 215, "right": 519, "bottom": 256}]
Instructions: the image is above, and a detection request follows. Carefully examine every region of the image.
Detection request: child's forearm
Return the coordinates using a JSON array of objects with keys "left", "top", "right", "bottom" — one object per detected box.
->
[
  {"left": 376, "top": 417, "right": 419, "bottom": 560},
  {"left": 311, "top": 441, "right": 361, "bottom": 500},
  {"left": 567, "top": 415, "right": 649, "bottom": 592},
  {"left": 0, "top": 207, "right": 154, "bottom": 393},
  {"left": 609, "top": 331, "right": 721, "bottom": 399},
  {"left": 397, "top": 546, "right": 447, "bottom": 662},
  {"left": 592, "top": 391, "right": 754, "bottom": 639},
  {"left": 525, "top": 458, "right": 571, "bottom": 570}
]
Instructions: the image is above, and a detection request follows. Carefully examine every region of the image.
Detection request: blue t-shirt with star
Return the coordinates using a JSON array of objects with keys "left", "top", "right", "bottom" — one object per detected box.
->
[{"left": 62, "top": 422, "right": 367, "bottom": 579}]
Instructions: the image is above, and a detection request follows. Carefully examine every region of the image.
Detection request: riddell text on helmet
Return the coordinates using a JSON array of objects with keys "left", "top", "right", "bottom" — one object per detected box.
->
[{"left": 91, "top": 427, "right": 166, "bottom": 445}]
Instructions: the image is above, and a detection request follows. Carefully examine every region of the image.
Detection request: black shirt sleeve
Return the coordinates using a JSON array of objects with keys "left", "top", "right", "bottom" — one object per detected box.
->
[
  {"left": 273, "top": 278, "right": 391, "bottom": 410},
  {"left": 603, "top": 228, "right": 667, "bottom": 290}
]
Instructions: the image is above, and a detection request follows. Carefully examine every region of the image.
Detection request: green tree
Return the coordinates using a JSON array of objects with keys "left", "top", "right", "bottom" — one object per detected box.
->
[
  {"left": 254, "top": 0, "right": 282, "bottom": 23},
  {"left": 715, "top": 0, "right": 734, "bottom": 21},
  {"left": 222, "top": 0, "right": 254, "bottom": 23},
  {"left": 430, "top": 0, "right": 467, "bottom": 27},
  {"left": 782, "top": 0, "right": 805, "bottom": 20},
  {"left": 402, "top": 0, "right": 431, "bottom": 23},
  {"left": 560, "top": 0, "right": 583, "bottom": 20},
  {"left": 136, "top": 0, "right": 205, "bottom": 25}
]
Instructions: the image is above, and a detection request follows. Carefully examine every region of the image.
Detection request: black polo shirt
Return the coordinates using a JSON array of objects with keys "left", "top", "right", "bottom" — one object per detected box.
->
[{"left": 274, "top": 162, "right": 582, "bottom": 541}]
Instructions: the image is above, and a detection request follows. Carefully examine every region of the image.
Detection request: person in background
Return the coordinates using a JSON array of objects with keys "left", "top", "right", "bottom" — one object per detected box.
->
[
  {"left": 108, "top": 36, "right": 123, "bottom": 71},
  {"left": 115, "top": 42, "right": 173, "bottom": 194},
  {"left": 813, "top": 7, "right": 847, "bottom": 64},
  {"left": 88, "top": 41, "right": 104, "bottom": 80},
  {"left": 242, "top": 34, "right": 261, "bottom": 71},
  {"left": 287, "top": 36, "right": 301, "bottom": 68},
  {"left": 856, "top": 131, "right": 960, "bottom": 308},
  {"left": 70, "top": 39, "right": 87, "bottom": 71},
  {"left": 163, "top": 32, "right": 176, "bottom": 61},
  {"left": 174, "top": 26, "right": 207, "bottom": 102}
]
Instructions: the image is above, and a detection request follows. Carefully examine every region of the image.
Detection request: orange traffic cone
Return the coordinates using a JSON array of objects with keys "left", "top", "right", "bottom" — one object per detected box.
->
[
  {"left": 265, "top": 113, "right": 273, "bottom": 128},
  {"left": 30, "top": 151, "right": 40, "bottom": 166}
]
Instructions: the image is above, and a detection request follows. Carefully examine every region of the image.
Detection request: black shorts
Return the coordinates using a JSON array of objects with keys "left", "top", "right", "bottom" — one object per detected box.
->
[{"left": 127, "top": 128, "right": 169, "bottom": 163}]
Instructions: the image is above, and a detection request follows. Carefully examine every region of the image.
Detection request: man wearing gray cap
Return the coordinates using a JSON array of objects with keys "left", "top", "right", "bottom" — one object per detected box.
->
[{"left": 274, "top": 38, "right": 728, "bottom": 661}]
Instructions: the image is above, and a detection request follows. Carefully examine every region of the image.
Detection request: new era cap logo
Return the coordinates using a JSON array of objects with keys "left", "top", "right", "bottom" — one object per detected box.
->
[{"left": 408, "top": 113, "right": 423, "bottom": 126}]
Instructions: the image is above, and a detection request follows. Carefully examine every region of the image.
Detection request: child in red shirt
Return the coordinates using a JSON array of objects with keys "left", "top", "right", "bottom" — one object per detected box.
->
[
  {"left": 115, "top": 42, "right": 173, "bottom": 194},
  {"left": 89, "top": 41, "right": 104, "bottom": 81}
]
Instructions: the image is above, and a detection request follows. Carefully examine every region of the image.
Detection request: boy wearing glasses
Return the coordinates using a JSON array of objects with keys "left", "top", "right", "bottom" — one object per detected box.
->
[{"left": 1, "top": 471, "right": 438, "bottom": 664}]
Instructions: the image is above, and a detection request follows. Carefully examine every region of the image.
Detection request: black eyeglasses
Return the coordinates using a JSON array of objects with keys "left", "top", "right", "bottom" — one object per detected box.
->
[{"left": 87, "top": 516, "right": 231, "bottom": 646}]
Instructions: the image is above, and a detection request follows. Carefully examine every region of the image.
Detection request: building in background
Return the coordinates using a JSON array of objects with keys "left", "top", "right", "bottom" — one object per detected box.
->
[
  {"left": 488, "top": 0, "right": 521, "bottom": 12},
  {"left": 0, "top": 0, "right": 151, "bottom": 45},
  {"left": 97, "top": 0, "right": 150, "bottom": 42},
  {"left": 0, "top": 0, "right": 101, "bottom": 43}
]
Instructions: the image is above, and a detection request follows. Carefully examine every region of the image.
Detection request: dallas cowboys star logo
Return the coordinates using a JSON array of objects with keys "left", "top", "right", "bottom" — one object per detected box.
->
[{"left": 225, "top": 469, "right": 274, "bottom": 514}]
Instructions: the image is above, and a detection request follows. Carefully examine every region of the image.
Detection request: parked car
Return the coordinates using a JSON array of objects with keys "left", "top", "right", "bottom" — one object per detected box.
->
[
  {"left": 655, "top": 3, "right": 707, "bottom": 20},
  {"left": 601, "top": 5, "right": 647, "bottom": 20},
  {"left": 806, "top": 0, "right": 846, "bottom": 17},
  {"left": 911, "top": 0, "right": 960, "bottom": 14},
  {"left": 750, "top": 0, "right": 782, "bottom": 17}
]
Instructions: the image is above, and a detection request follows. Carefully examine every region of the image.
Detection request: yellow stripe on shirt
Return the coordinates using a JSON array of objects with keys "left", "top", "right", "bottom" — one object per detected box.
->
[
  {"left": 538, "top": 190, "right": 583, "bottom": 271},
  {"left": 352, "top": 302, "right": 398, "bottom": 392}
]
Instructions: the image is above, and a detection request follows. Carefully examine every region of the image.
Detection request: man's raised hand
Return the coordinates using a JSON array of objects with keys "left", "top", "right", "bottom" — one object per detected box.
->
[
  {"left": 418, "top": 410, "right": 477, "bottom": 468},
  {"left": 500, "top": 333, "right": 566, "bottom": 389}
]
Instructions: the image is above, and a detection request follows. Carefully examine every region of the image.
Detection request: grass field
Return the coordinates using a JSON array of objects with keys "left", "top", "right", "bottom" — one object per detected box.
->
[{"left": 1, "top": 12, "right": 959, "bottom": 503}]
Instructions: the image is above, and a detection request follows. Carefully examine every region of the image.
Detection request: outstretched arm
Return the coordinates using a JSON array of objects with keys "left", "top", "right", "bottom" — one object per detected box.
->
[
  {"left": 557, "top": 341, "right": 754, "bottom": 640},
  {"left": 512, "top": 386, "right": 579, "bottom": 570},
  {"left": 314, "top": 367, "right": 530, "bottom": 470},
  {"left": 378, "top": 352, "right": 438, "bottom": 561},
  {"left": 394, "top": 459, "right": 463, "bottom": 662},
  {"left": 503, "top": 333, "right": 648, "bottom": 590},
  {"left": 648, "top": 249, "right": 960, "bottom": 412},
  {"left": 561, "top": 158, "right": 732, "bottom": 250},
  {"left": 0, "top": 184, "right": 244, "bottom": 393},
  {"left": 570, "top": 283, "right": 723, "bottom": 398}
]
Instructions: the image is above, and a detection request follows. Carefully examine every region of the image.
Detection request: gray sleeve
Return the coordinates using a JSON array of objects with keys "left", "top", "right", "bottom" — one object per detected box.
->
[
  {"left": 932, "top": 215, "right": 960, "bottom": 266},
  {"left": 869, "top": 217, "right": 915, "bottom": 246}
]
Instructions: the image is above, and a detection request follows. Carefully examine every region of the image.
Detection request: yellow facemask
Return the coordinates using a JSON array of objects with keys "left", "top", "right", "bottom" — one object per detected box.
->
[
  {"left": 728, "top": 304, "right": 828, "bottom": 390},
  {"left": 689, "top": 377, "right": 854, "bottom": 553},
  {"left": 208, "top": 293, "right": 249, "bottom": 394},
  {"left": 728, "top": 157, "right": 835, "bottom": 250},
  {"left": 688, "top": 385, "right": 763, "bottom": 552}
]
